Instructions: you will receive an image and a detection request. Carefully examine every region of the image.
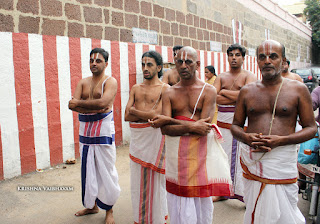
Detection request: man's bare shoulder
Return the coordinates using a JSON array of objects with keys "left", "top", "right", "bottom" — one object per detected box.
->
[{"left": 163, "top": 68, "right": 177, "bottom": 76}]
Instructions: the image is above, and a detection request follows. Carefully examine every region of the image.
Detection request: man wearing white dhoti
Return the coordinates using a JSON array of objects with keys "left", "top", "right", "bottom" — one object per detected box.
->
[
  {"left": 69, "top": 48, "right": 120, "bottom": 224},
  {"left": 125, "top": 50, "right": 169, "bottom": 224},
  {"left": 214, "top": 43, "right": 257, "bottom": 202},
  {"left": 150, "top": 46, "right": 233, "bottom": 224},
  {"left": 231, "top": 40, "right": 316, "bottom": 224}
]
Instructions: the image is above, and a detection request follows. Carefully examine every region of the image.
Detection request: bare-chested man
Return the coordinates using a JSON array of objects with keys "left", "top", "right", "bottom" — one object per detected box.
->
[
  {"left": 231, "top": 40, "right": 316, "bottom": 224},
  {"left": 124, "top": 50, "right": 169, "bottom": 224},
  {"left": 281, "top": 59, "right": 303, "bottom": 82},
  {"left": 213, "top": 43, "right": 257, "bottom": 202},
  {"left": 68, "top": 48, "right": 121, "bottom": 224},
  {"left": 162, "top": 45, "right": 183, "bottom": 85},
  {"left": 149, "top": 46, "right": 233, "bottom": 224}
]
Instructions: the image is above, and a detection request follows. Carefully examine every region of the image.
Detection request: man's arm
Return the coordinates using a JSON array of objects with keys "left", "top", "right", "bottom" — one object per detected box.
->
[
  {"left": 162, "top": 70, "right": 169, "bottom": 84},
  {"left": 213, "top": 75, "right": 236, "bottom": 104},
  {"left": 69, "top": 77, "right": 117, "bottom": 112},
  {"left": 124, "top": 85, "right": 140, "bottom": 122}
]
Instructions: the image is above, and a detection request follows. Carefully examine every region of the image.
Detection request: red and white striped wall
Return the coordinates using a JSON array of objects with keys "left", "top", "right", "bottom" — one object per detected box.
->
[{"left": 0, "top": 32, "right": 260, "bottom": 180}]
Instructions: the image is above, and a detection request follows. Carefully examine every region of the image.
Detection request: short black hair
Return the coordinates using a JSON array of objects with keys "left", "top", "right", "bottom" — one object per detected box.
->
[
  {"left": 227, "top": 44, "right": 246, "bottom": 57},
  {"left": 90, "top": 48, "right": 109, "bottom": 62},
  {"left": 142, "top": 50, "right": 163, "bottom": 78},
  {"left": 205, "top": 65, "right": 216, "bottom": 76},
  {"left": 285, "top": 59, "right": 290, "bottom": 66},
  {"left": 173, "top": 45, "right": 183, "bottom": 52}
]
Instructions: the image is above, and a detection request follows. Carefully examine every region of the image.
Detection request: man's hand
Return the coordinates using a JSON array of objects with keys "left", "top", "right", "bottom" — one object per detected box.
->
[
  {"left": 148, "top": 115, "right": 172, "bottom": 128},
  {"left": 252, "top": 135, "right": 283, "bottom": 150},
  {"left": 191, "top": 117, "right": 212, "bottom": 136},
  {"left": 246, "top": 133, "right": 272, "bottom": 152},
  {"left": 68, "top": 97, "right": 79, "bottom": 110}
]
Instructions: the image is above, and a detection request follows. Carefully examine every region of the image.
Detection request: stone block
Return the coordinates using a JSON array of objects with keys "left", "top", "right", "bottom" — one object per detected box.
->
[
  {"left": 161, "top": 20, "right": 170, "bottom": 35},
  {"left": 104, "top": 9, "right": 109, "bottom": 24},
  {"left": 206, "top": 42, "right": 210, "bottom": 51},
  {"left": 183, "top": 38, "right": 191, "bottom": 47},
  {"left": 139, "top": 15, "right": 148, "bottom": 29},
  {"left": 94, "top": 0, "right": 110, "bottom": 7},
  {"left": 68, "top": 22, "right": 84, "bottom": 37},
  {"left": 0, "top": 14, "right": 14, "bottom": 32},
  {"left": 65, "top": 3, "right": 81, "bottom": 21},
  {"left": 125, "top": 0, "right": 139, "bottom": 13},
  {"left": 174, "top": 37, "right": 182, "bottom": 46},
  {"left": 171, "top": 23, "right": 179, "bottom": 36},
  {"left": 200, "top": 18, "right": 206, "bottom": 29},
  {"left": 141, "top": 1, "right": 152, "bottom": 16},
  {"left": 210, "top": 32, "right": 215, "bottom": 41},
  {"left": 193, "top": 15, "right": 199, "bottom": 28},
  {"left": 203, "top": 30, "right": 209, "bottom": 40},
  {"left": 76, "top": 0, "right": 92, "bottom": 4},
  {"left": 0, "top": 0, "right": 13, "bottom": 10},
  {"left": 41, "top": 0, "right": 62, "bottom": 17},
  {"left": 84, "top": 7, "right": 102, "bottom": 23},
  {"left": 207, "top": 20, "right": 213, "bottom": 31},
  {"left": 125, "top": 14, "right": 138, "bottom": 28},
  {"left": 153, "top": 4, "right": 164, "bottom": 19},
  {"left": 105, "top": 26, "right": 119, "bottom": 41},
  {"left": 19, "top": 15, "right": 40, "bottom": 34},
  {"left": 42, "top": 19, "right": 65, "bottom": 36},
  {"left": 17, "top": 0, "right": 39, "bottom": 15},
  {"left": 166, "top": 8, "right": 175, "bottom": 21},
  {"left": 186, "top": 14, "right": 193, "bottom": 26},
  {"left": 176, "top": 11, "right": 185, "bottom": 24},
  {"left": 86, "top": 25, "right": 103, "bottom": 39},
  {"left": 112, "top": 11, "right": 124, "bottom": 27},
  {"left": 120, "top": 28, "right": 132, "bottom": 42},
  {"left": 200, "top": 42, "right": 205, "bottom": 50},
  {"left": 189, "top": 27, "right": 196, "bottom": 39},
  {"left": 179, "top": 24, "right": 188, "bottom": 37},
  {"left": 163, "top": 35, "right": 173, "bottom": 46},
  {"left": 216, "top": 33, "right": 221, "bottom": 42},
  {"left": 112, "top": 0, "right": 123, "bottom": 10},
  {"left": 192, "top": 40, "right": 198, "bottom": 49},
  {"left": 149, "top": 18, "right": 159, "bottom": 32},
  {"left": 197, "top": 28, "right": 203, "bottom": 40}
]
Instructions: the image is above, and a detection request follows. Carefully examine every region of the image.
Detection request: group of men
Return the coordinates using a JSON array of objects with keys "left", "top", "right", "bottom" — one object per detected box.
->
[{"left": 69, "top": 39, "right": 316, "bottom": 224}]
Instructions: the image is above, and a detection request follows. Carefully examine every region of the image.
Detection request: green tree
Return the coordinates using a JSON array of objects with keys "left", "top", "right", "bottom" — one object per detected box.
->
[{"left": 304, "top": 0, "right": 320, "bottom": 64}]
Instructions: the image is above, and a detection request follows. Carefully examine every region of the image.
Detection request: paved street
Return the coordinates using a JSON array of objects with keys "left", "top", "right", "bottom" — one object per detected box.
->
[{"left": 0, "top": 145, "right": 312, "bottom": 224}]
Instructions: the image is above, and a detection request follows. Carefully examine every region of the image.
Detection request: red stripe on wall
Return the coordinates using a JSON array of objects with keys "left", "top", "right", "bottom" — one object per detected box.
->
[
  {"left": 236, "top": 21, "right": 239, "bottom": 44},
  {"left": 128, "top": 43, "right": 136, "bottom": 90},
  {"left": 211, "top": 52, "right": 215, "bottom": 67},
  {"left": 69, "top": 37, "right": 82, "bottom": 158},
  {"left": 217, "top": 52, "right": 221, "bottom": 75},
  {"left": 167, "top": 47, "right": 173, "bottom": 63},
  {"left": 223, "top": 53, "right": 227, "bottom": 72},
  {"left": 204, "top": 51, "right": 208, "bottom": 68},
  {"left": 91, "top": 39, "right": 101, "bottom": 49},
  {"left": 12, "top": 33, "right": 36, "bottom": 174},
  {"left": 155, "top": 45, "right": 162, "bottom": 54},
  {"left": 111, "top": 41, "right": 123, "bottom": 145},
  {"left": 42, "top": 35, "right": 63, "bottom": 165},
  {"left": 143, "top": 44, "right": 149, "bottom": 54},
  {"left": 0, "top": 126, "right": 3, "bottom": 180}
]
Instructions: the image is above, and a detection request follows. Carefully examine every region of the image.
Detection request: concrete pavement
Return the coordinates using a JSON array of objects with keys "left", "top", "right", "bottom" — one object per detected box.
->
[{"left": 0, "top": 145, "right": 312, "bottom": 224}]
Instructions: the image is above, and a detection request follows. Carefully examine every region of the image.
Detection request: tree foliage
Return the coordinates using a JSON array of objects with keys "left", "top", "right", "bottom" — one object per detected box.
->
[{"left": 304, "top": 0, "right": 320, "bottom": 48}]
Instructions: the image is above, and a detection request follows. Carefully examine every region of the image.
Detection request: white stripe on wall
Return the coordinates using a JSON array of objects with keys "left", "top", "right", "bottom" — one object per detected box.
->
[
  {"left": 207, "top": 51, "right": 212, "bottom": 67},
  {"left": 101, "top": 40, "right": 112, "bottom": 77},
  {"left": 0, "top": 32, "right": 21, "bottom": 178},
  {"left": 135, "top": 43, "right": 143, "bottom": 84},
  {"left": 161, "top": 46, "right": 168, "bottom": 63},
  {"left": 200, "top": 50, "right": 205, "bottom": 81},
  {"left": 149, "top": 45, "right": 155, "bottom": 51},
  {"left": 28, "top": 34, "right": 51, "bottom": 169},
  {"left": 80, "top": 38, "right": 92, "bottom": 79},
  {"left": 220, "top": 53, "right": 225, "bottom": 73},
  {"left": 56, "top": 36, "right": 75, "bottom": 162},
  {"left": 119, "top": 42, "right": 130, "bottom": 144},
  {"left": 214, "top": 52, "right": 219, "bottom": 75}
]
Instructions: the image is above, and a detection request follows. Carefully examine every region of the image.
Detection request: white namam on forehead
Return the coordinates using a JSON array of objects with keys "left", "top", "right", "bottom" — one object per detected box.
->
[
  {"left": 91, "top": 53, "right": 100, "bottom": 59},
  {"left": 180, "top": 52, "right": 188, "bottom": 61}
]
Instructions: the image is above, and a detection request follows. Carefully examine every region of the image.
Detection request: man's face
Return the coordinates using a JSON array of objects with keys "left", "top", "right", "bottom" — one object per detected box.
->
[
  {"left": 228, "top": 49, "right": 244, "bottom": 68},
  {"left": 90, "top": 53, "right": 107, "bottom": 75},
  {"left": 175, "top": 50, "right": 198, "bottom": 80},
  {"left": 282, "top": 61, "right": 289, "bottom": 73},
  {"left": 257, "top": 42, "right": 283, "bottom": 79},
  {"left": 142, "top": 57, "right": 160, "bottom": 80}
]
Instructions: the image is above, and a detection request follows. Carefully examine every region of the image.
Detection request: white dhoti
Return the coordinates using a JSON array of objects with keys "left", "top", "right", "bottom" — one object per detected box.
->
[
  {"left": 79, "top": 111, "right": 120, "bottom": 210},
  {"left": 240, "top": 142, "right": 305, "bottom": 224},
  {"left": 129, "top": 122, "right": 167, "bottom": 224},
  {"left": 217, "top": 105, "right": 244, "bottom": 199},
  {"left": 167, "top": 192, "right": 213, "bottom": 224}
]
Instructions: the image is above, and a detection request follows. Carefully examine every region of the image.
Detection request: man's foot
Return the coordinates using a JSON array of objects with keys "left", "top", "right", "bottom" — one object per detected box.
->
[
  {"left": 212, "top": 196, "right": 228, "bottom": 202},
  {"left": 105, "top": 209, "right": 115, "bottom": 224},
  {"left": 75, "top": 205, "right": 99, "bottom": 216}
]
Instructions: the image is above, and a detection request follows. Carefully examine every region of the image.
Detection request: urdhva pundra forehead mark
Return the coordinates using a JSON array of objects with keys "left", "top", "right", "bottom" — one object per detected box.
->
[
  {"left": 91, "top": 53, "right": 100, "bottom": 59},
  {"left": 181, "top": 52, "right": 188, "bottom": 60},
  {"left": 261, "top": 42, "right": 273, "bottom": 55}
]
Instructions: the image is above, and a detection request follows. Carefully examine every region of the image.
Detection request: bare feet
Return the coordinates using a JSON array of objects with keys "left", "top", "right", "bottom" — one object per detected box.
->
[
  {"left": 212, "top": 196, "right": 228, "bottom": 202},
  {"left": 75, "top": 205, "right": 99, "bottom": 216},
  {"left": 105, "top": 209, "right": 115, "bottom": 224}
]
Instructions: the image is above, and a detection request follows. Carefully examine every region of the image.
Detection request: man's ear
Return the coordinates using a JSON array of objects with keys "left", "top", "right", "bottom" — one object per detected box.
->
[
  {"left": 157, "top": 65, "right": 161, "bottom": 72},
  {"left": 105, "top": 61, "right": 109, "bottom": 67},
  {"left": 196, "top": 61, "right": 200, "bottom": 69}
]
